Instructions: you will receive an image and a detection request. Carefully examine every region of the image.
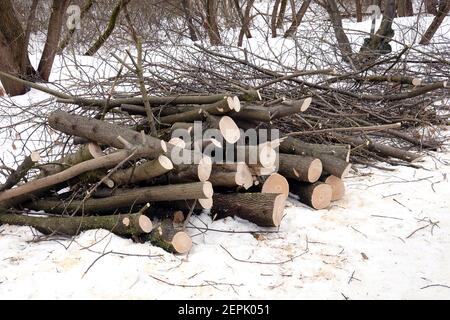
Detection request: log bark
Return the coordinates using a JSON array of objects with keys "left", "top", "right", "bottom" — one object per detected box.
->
[
  {"left": 37, "top": 0, "right": 70, "bottom": 81},
  {"left": 280, "top": 137, "right": 351, "bottom": 178},
  {"left": 25, "top": 182, "right": 213, "bottom": 214},
  {"left": 48, "top": 111, "right": 166, "bottom": 157},
  {"left": 278, "top": 153, "right": 322, "bottom": 183},
  {"left": 232, "top": 98, "right": 311, "bottom": 122},
  {"left": 211, "top": 192, "right": 287, "bottom": 227},
  {"left": 290, "top": 181, "right": 332, "bottom": 210},
  {"left": 0, "top": 211, "right": 152, "bottom": 236},
  {"left": 159, "top": 97, "right": 239, "bottom": 124},
  {"left": 142, "top": 219, "right": 192, "bottom": 254},
  {"left": 0, "top": 150, "right": 135, "bottom": 206},
  {"left": 84, "top": 0, "right": 131, "bottom": 56},
  {"left": 109, "top": 155, "right": 173, "bottom": 186}
]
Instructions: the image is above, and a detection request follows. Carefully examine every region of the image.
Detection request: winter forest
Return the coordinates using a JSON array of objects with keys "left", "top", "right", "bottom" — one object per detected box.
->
[{"left": 0, "top": 0, "right": 449, "bottom": 300}]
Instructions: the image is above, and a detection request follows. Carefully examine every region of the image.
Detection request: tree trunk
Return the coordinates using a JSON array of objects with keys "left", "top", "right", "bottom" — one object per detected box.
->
[
  {"left": 271, "top": 0, "right": 281, "bottom": 37},
  {"left": 0, "top": 212, "right": 152, "bottom": 236},
  {"left": 355, "top": 0, "right": 363, "bottom": 22},
  {"left": 237, "top": 0, "right": 255, "bottom": 46},
  {"left": 276, "top": 0, "right": 288, "bottom": 28},
  {"left": 233, "top": 0, "right": 252, "bottom": 38},
  {"left": 181, "top": 0, "right": 199, "bottom": 41},
  {"left": 84, "top": 0, "right": 131, "bottom": 56},
  {"left": 37, "top": 0, "right": 70, "bottom": 81},
  {"left": 284, "top": 0, "right": 311, "bottom": 38},
  {"left": 0, "top": 0, "right": 37, "bottom": 95},
  {"left": 323, "top": 0, "right": 354, "bottom": 63},
  {"left": 420, "top": 0, "right": 450, "bottom": 45},
  {"left": 205, "top": 0, "right": 222, "bottom": 45}
]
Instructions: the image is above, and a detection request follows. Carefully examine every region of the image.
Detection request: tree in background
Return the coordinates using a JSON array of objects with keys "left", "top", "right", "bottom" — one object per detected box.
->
[{"left": 0, "top": 0, "right": 69, "bottom": 95}]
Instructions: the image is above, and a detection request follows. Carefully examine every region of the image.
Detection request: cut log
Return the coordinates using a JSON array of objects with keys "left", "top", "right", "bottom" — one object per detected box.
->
[
  {"left": 25, "top": 182, "right": 214, "bottom": 214},
  {"left": 211, "top": 192, "right": 286, "bottom": 227},
  {"left": 57, "top": 91, "right": 258, "bottom": 110},
  {"left": 49, "top": 111, "right": 167, "bottom": 157},
  {"left": 236, "top": 144, "right": 277, "bottom": 168},
  {"left": 290, "top": 181, "right": 332, "bottom": 210},
  {"left": 260, "top": 173, "right": 289, "bottom": 197},
  {"left": 109, "top": 155, "right": 173, "bottom": 186},
  {"left": 278, "top": 153, "right": 322, "bottom": 183},
  {"left": 209, "top": 163, "right": 253, "bottom": 189},
  {"left": 320, "top": 175, "right": 345, "bottom": 201},
  {"left": 0, "top": 211, "right": 152, "bottom": 236},
  {"left": 280, "top": 136, "right": 350, "bottom": 162},
  {"left": 0, "top": 149, "right": 137, "bottom": 206},
  {"left": 232, "top": 98, "right": 312, "bottom": 122},
  {"left": 142, "top": 219, "right": 192, "bottom": 254},
  {"left": 318, "top": 155, "right": 352, "bottom": 179},
  {"left": 159, "top": 97, "right": 239, "bottom": 124}
]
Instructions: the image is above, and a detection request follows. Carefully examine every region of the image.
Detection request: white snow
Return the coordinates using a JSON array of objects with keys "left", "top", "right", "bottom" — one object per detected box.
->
[
  {"left": 1, "top": 4, "right": 449, "bottom": 299},
  {"left": 0, "top": 148, "right": 449, "bottom": 299}
]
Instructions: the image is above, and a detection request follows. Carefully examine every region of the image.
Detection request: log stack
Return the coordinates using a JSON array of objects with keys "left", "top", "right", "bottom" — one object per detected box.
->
[{"left": 0, "top": 92, "right": 357, "bottom": 254}]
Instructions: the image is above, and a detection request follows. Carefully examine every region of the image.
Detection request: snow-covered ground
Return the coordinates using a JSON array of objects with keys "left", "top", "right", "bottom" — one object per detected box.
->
[
  {"left": 1, "top": 4, "right": 449, "bottom": 299},
  {"left": 0, "top": 148, "right": 449, "bottom": 299}
]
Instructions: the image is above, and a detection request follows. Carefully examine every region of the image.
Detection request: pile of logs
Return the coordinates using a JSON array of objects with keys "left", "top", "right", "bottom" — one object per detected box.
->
[{"left": 0, "top": 90, "right": 421, "bottom": 254}]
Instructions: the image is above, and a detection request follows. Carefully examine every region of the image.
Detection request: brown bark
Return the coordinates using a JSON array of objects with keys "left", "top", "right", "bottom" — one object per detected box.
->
[
  {"left": 426, "top": 0, "right": 438, "bottom": 14},
  {"left": 38, "top": 0, "right": 70, "bottom": 81},
  {"left": 323, "top": 0, "right": 354, "bottom": 63},
  {"left": 211, "top": 192, "right": 287, "bottom": 227},
  {"left": 284, "top": 0, "right": 311, "bottom": 38},
  {"left": 85, "top": 0, "right": 131, "bottom": 56},
  {"left": 181, "top": 0, "right": 199, "bottom": 41},
  {"left": 0, "top": 212, "right": 152, "bottom": 236},
  {"left": 26, "top": 182, "right": 213, "bottom": 214},
  {"left": 276, "top": 0, "right": 288, "bottom": 28},
  {"left": 355, "top": 0, "right": 363, "bottom": 22},
  {"left": 205, "top": 0, "right": 222, "bottom": 45},
  {"left": 0, "top": 155, "right": 38, "bottom": 192},
  {"left": 420, "top": 0, "right": 450, "bottom": 45},
  {"left": 0, "top": 0, "right": 37, "bottom": 95}
]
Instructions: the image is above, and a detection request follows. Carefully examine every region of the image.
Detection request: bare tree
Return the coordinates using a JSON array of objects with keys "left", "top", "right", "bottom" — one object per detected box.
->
[
  {"left": 204, "top": 0, "right": 222, "bottom": 45},
  {"left": 38, "top": 0, "right": 70, "bottom": 81},
  {"left": 355, "top": 0, "right": 362, "bottom": 22},
  {"left": 233, "top": 0, "right": 252, "bottom": 38},
  {"left": 181, "top": 0, "right": 199, "bottom": 41},
  {"left": 276, "top": 0, "right": 288, "bottom": 28},
  {"left": 85, "top": 0, "right": 131, "bottom": 56},
  {"left": 284, "top": 0, "right": 311, "bottom": 38},
  {"left": 420, "top": 0, "right": 450, "bottom": 44},
  {"left": 425, "top": 0, "right": 438, "bottom": 15},
  {"left": 271, "top": 0, "right": 281, "bottom": 37},
  {"left": 396, "top": 0, "right": 413, "bottom": 17},
  {"left": 238, "top": 0, "right": 255, "bottom": 46}
]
